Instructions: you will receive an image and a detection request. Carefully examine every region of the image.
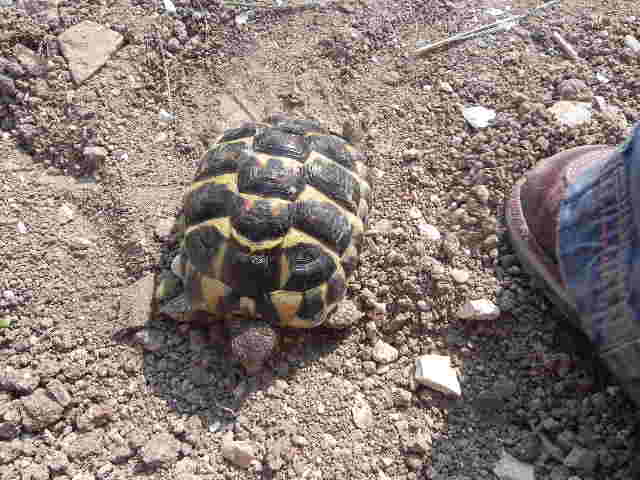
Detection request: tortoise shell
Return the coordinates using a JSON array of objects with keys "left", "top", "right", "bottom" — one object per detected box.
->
[{"left": 177, "top": 113, "right": 371, "bottom": 328}]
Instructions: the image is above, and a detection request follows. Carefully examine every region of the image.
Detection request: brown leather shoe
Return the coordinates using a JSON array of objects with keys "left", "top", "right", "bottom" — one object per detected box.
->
[{"left": 505, "top": 145, "right": 616, "bottom": 326}]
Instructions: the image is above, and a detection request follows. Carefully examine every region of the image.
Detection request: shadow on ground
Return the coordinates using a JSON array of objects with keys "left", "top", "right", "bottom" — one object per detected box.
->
[
  {"left": 114, "top": 222, "right": 351, "bottom": 438},
  {"left": 417, "top": 233, "right": 639, "bottom": 479}
]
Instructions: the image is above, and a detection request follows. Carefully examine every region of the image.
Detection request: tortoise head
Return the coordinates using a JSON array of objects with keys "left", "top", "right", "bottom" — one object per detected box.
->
[{"left": 224, "top": 314, "right": 279, "bottom": 375}]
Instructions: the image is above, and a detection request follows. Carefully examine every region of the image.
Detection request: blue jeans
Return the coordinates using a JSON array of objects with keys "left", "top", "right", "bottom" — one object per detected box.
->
[{"left": 558, "top": 122, "right": 640, "bottom": 401}]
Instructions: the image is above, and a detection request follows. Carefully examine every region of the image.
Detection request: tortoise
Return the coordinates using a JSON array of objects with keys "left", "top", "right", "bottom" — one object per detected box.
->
[{"left": 157, "top": 113, "right": 372, "bottom": 374}]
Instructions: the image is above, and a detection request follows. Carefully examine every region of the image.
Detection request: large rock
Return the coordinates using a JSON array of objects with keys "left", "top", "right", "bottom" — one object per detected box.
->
[
  {"left": 14, "top": 43, "right": 49, "bottom": 77},
  {"left": 351, "top": 395, "right": 374, "bottom": 429},
  {"left": 118, "top": 274, "right": 156, "bottom": 329},
  {"left": 0, "top": 367, "right": 40, "bottom": 394},
  {"left": 62, "top": 431, "right": 104, "bottom": 460},
  {"left": 563, "top": 446, "right": 598, "bottom": 472},
  {"left": 221, "top": 432, "right": 259, "bottom": 469},
  {"left": 548, "top": 101, "right": 593, "bottom": 128},
  {"left": 372, "top": 339, "right": 399, "bottom": 364},
  {"left": 58, "top": 21, "right": 124, "bottom": 84},
  {"left": 141, "top": 433, "right": 181, "bottom": 468},
  {"left": 493, "top": 449, "right": 535, "bottom": 480},
  {"left": 457, "top": 299, "right": 500, "bottom": 321},
  {"left": 414, "top": 355, "right": 461, "bottom": 397},
  {"left": 46, "top": 379, "right": 72, "bottom": 407},
  {"left": 20, "top": 388, "right": 64, "bottom": 432}
]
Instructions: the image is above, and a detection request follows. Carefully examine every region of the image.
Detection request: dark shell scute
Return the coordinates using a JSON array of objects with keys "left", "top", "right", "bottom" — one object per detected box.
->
[
  {"left": 303, "top": 157, "right": 361, "bottom": 214},
  {"left": 297, "top": 286, "right": 325, "bottom": 322},
  {"left": 184, "top": 224, "right": 226, "bottom": 274},
  {"left": 253, "top": 127, "right": 309, "bottom": 162},
  {"left": 222, "top": 246, "right": 280, "bottom": 297},
  {"left": 195, "top": 142, "right": 250, "bottom": 181},
  {"left": 230, "top": 199, "right": 292, "bottom": 243},
  {"left": 219, "top": 124, "right": 257, "bottom": 143},
  {"left": 265, "top": 113, "right": 323, "bottom": 134},
  {"left": 292, "top": 200, "right": 353, "bottom": 255},
  {"left": 282, "top": 243, "right": 337, "bottom": 292},
  {"left": 184, "top": 183, "right": 240, "bottom": 227},
  {"left": 237, "top": 157, "right": 305, "bottom": 201},
  {"left": 308, "top": 135, "right": 356, "bottom": 171}
]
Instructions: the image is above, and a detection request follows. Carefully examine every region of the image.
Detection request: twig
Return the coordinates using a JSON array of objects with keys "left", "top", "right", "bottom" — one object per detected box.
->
[
  {"left": 226, "top": 89, "right": 258, "bottom": 122},
  {"left": 551, "top": 31, "right": 580, "bottom": 61},
  {"left": 223, "top": 0, "right": 325, "bottom": 10},
  {"left": 215, "top": 402, "right": 239, "bottom": 416},
  {"left": 415, "top": 0, "right": 562, "bottom": 56},
  {"left": 224, "top": 0, "right": 262, "bottom": 6},
  {"left": 193, "top": 0, "right": 211, "bottom": 42},
  {"left": 151, "top": 24, "right": 174, "bottom": 112}
]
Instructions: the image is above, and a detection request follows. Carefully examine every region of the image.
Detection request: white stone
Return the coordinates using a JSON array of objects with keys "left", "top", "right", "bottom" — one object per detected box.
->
[
  {"left": 67, "top": 236, "right": 94, "bottom": 250},
  {"left": 485, "top": 7, "right": 505, "bottom": 16},
  {"left": 16, "top": 221, "right": 27, "bottom": 234},
  {"left": 462, "top": 105, "right": 496, "bottom": 128},
  {"left": 351, "top": 396, "right": 374, "bottom": 429},
  {"left": 457, "top": 299, "right": 500, "bottom": 321},
  {"left": 57, "top": 204, "right": 75, "bottom": 224},
  {"left": 450, "top": 268, "right": 471, "bottom": 284},
  {"left": 408, "top": 206, "right": 422, "bottom": 219},
  {"left": 221, "top": 432, "right": 258, "bottom": 469},
  {"left": 493, "top": 449, "right": 535, "bottom": 480},
  {"left": 162, "top": 0, "right": 176, "bottom": 14},
  {"left": 548, "top": 101, "right": 592, "bottom": 128},
  {"left": 472, "top": 184, "right": 490, "bottom": 204},
  {"left": 417, "top": 222, "right": 441, "bottom": 242},
  {"left": 414, "top": 355, "right": 461, "bottom": 397},
  {"left": 624, "top": 35, "right": 640, "bottom": 53},
  {"left": 159, "top": 109, "right": 175, "bottom": 122},
  {"left": 439, "top": 81, "right": 454, "bottom": 93},
  {"left": 369, "top": 219, "right": 394, "bottom": 235},
  {"left": 372, "top": 340, "right": 399, "bottom": 364}
]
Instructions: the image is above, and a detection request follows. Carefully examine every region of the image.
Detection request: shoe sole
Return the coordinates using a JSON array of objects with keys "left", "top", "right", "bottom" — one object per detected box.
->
[{"left": 505, "top": 175, "right": 580, "bottom": 327}]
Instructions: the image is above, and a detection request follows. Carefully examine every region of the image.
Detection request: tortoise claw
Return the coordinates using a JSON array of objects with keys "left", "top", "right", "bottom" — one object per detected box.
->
[{"left": 158, "top": 293, "right": 191, "bottom": 322}]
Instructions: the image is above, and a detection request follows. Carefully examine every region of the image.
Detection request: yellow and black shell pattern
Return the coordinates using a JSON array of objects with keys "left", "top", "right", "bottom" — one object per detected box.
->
[{"left": 178, "top": 114, "right": 371, "bottom": 329}]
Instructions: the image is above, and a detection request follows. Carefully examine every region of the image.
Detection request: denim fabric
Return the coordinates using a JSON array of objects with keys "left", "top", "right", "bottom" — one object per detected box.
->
[{"left": 557, "top": 123, "right": 640, "bottom": 399}]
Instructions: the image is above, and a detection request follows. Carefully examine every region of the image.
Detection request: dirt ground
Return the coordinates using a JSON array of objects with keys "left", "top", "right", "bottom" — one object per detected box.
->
[{"left": 1, "top": 0, "right": 639, "bottom": 479}]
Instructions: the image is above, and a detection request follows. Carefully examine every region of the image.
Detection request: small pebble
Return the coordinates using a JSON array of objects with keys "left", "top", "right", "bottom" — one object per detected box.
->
[
  {"left": 351, "top": 396, "right": 374, "bottom": 429},
  {"left": 472, "top": 185, "right": 490, "bottom": 204},
  {"left": 624, "top": 34, "right": 640, "bottom": 53},
  {"left": 417, "top": 222, "right": 441, "bottom": 242},
  {"left": 450, "top": 268, "right": 471, "bottom": 284},
  {"left": 372, "top": 340, "right": 399, "bottom": 364},
  {"left": 457, "top": 299, "right": 500, "bottom": 321},
  {"left": 57, "top": 204, "right": 75, "bottom": 224}
]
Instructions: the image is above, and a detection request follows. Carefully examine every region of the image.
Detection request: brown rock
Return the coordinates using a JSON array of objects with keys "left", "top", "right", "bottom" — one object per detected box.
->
[
  {"left": 0, "top": 367, "right": 40, "bottom": 394},
  {"left": 20, "top": 389, "right": 64, "bottom": 432},
  {"left": 141, "top": 433, "right": 181, "bottom": 468},
  {"left": 58, "top": 21, "right": 124, "bottom": 84},
  {"left": 118, "top": 274, "right": 156, "bottom": 329}
]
